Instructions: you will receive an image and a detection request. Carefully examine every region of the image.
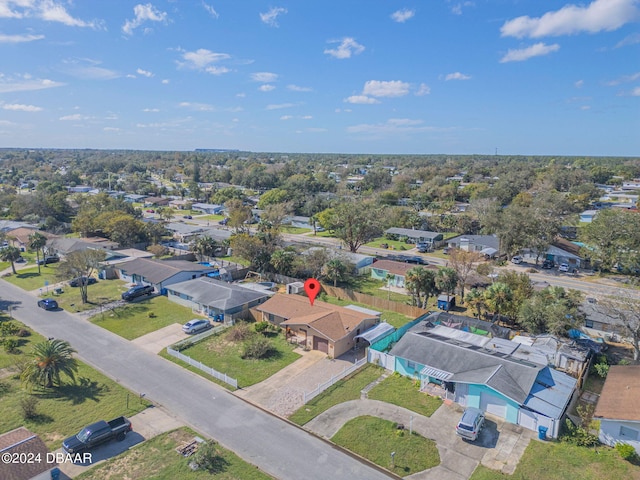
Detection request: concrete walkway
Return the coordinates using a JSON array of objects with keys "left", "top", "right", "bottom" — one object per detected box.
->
[
  {"left": 131, "top": 323, "right": 187, "bottom": 354},
  {"left": 305, "top": 399, "right": 534, "bottom": 479}
]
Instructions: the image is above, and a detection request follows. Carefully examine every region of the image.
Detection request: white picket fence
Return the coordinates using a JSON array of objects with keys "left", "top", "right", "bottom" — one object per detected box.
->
[
  {"left": 303, "top": 357, "right": 367, "bottom": 403},
  {"left": 166, "top": 347, "right": 238, "bottom": 388}
]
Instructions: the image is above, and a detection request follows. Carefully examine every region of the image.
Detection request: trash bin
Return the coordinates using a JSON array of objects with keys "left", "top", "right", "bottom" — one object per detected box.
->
[
  {"left": 538, "top": 426, "right": 548, "bottom": 440},
  {"left": 51, "top": 467, "right": 61, "bottom": 480}
]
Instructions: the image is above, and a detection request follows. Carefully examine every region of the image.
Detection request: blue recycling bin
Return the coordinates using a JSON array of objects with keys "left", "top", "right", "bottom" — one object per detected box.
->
[
  {"left": 51, "top": 467, "right": 61, "bottom": 480},
  {"left": 538, "top": 426, "right": 548, "bottom": 440}
]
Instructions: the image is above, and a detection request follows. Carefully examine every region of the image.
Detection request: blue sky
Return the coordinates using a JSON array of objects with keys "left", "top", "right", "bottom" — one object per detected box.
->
[{"left": 0, "top": 0, "right": 638, "bottom": 155}]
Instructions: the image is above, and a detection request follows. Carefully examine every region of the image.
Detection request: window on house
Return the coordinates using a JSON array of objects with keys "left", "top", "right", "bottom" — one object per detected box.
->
[
  {"left": 620, "top": 426, "right": 639, "bottom": 441},
  {"left": 585, "top": 319, "right": 594, "bottom": 328},
  {"left": 407, "top": 361, "right": 416, "bottom": 370}
]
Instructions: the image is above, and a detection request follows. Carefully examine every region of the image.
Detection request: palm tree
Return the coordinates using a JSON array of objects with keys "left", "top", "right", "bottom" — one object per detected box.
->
[
  {"left": 323, "top": 258, "right": 348, "bottom": 287},
  {"left": 28, "top": 232, "right": 48, "bottom": 274},
  {"left": 386, "top": 272, "right": 395, "bottom": 300},
  {"left": 465, "top": 288, "right": 486, "bottom": 318},
  {"left": 483, "top": 282, "right": 513, "bottom": 323},
  {"left": 21, "top": 339, "right": 79, "bottom": 390},
  {"left": 435, "top": 267, "right": 458, "bottom": 296},
  {"left": 0, "top": 245, "right": 22, "bottom": 274},
  {"left": 190, "top": 236, "right": 218, "bottom": 262},
  {"left": 405, "top": 267, "right": 438, "bottom": 309}
]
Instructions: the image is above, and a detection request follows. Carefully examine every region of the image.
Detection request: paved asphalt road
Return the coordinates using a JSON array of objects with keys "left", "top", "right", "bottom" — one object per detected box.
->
[{"left": 1, "top": 280, "right": 391, "bottom": 480}]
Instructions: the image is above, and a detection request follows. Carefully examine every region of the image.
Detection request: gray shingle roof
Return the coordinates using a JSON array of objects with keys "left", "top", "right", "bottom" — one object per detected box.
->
[
  {"left": 167, "top": 277, "right": 270, "bottom": 311},
  {"left": 118, "top": 258, "right": 214, "bottom": 284},
  {"left": 389, "top": 330, "right": 543, "bottom": 404}
]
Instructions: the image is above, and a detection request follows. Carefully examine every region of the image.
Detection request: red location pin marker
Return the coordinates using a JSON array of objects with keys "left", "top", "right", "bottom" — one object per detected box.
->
[{"left": 304, "top": 278, "right": 320, "bottom": 306}]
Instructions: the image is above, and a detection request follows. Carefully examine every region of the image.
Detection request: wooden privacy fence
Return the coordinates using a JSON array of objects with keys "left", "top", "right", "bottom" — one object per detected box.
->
[
  {"left": 303, "top": 357, "right": 367, "bottom": 403},
  {"left": 320, "top": 284, "right": 428, "bottom": 318}
]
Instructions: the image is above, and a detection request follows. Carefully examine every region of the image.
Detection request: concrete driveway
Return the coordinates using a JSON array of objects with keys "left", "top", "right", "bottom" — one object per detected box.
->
[
  {"left": 235, "top": 349, "right": 365, "bottom": 417},
  {"left": 306, "top": 399, "right": 534, "bottom": 479},
  {"left": 131, "top": 323, "right": 187, "bottom": 354}
]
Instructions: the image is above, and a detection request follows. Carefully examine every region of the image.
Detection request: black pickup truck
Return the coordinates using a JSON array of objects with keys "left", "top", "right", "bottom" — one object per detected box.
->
[{"left": 62, "top": 416, "right": 132, "bottom": 454}]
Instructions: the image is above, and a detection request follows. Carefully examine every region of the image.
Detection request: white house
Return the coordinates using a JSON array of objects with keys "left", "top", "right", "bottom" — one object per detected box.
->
[{"left": 595, "top": 365, "right": 640, "bottom": 455}]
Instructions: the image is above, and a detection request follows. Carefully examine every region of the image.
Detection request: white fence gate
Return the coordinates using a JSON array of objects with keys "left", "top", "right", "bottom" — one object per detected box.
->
[
  {"left": 303, "top": 358, "right": 367, "bottom": 403},
  {"left": 368, "top": 349, "right": 395, "bottom": 370}
]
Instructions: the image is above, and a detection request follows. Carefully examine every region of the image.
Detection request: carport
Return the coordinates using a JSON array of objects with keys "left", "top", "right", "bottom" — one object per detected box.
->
[{"left": 353, "top": 322, "right": 395, "bottom": 346}]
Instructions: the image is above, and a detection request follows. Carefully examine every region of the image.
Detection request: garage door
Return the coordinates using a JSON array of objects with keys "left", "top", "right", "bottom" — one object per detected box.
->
[
  {"left": 480, "top": 393, "right": 508, "bottom": 418},
  {"left": 518, "top": 409, "right": 538, "bottom": 432},
  {"left": 313, "top": 337, "right": 329, "bottom": 354}
]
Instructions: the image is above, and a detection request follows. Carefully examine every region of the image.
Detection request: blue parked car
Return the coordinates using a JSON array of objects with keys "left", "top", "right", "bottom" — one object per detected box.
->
[{"left": 37, "top": 298, "right": 59, "bottom": 310}]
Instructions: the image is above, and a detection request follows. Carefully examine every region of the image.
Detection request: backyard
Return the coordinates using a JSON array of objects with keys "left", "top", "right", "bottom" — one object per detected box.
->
[
  {"left": 162, "top": 322, "right": 302, "bottom": 388},
  {"left": 75, "top": 428, "right": 275, "bottom": 480},
  {"left": 332, "top": 416, "right": 440, "bottom": 477},
  {"left": 91, "top": 296, "right": 197, "bottom": 340},
  {"left": 319, "top": 294, "right": 415, "bottom": 328},
  {"left": 0, "top": 321, "right": 148, "bottom": 449}
]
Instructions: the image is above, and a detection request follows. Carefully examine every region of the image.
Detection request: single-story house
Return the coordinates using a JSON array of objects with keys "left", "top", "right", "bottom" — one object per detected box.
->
[
  {"left": 595, "top": 365, "right": 640, "bottom": 455},
  {"left": 169, "top": 199, "right": 191, "bottom": 210},
  {"left": 370, "top": 259, "right": 436, "bottom": 288},
  {"left": 165, "top": 222, "right": 208, "bottom": 243},
  {"left": 5, "top": 228, "right": 58, "bottom": 252},
  {"left": 388, "top": 323, "right": 577, "bottom": 438},
  {"left": 305, "top": 247, "right": 374, "bottom": 275},
  {"left": 124, "top": 193, "right": 147, "bottom": 203},
  {"left": 0, "top": 220, "right": 35, "bottom": 234},
  {"left": 511, "top": 335, "right": 591, "bottom": 378},
  {"left": 385, "top": 228, "right": 444, "bottom": 247},
  {"left": 284, "top": 215, "right": 322, "bottom": 230},
  {"left": 144, "top": 196, "right": 170, "bottom": 207},
  {"left": 47, "top": 236, "right": 119, "bottom": 256},
  {"left": 191, "top": 203, "right": 224, "bottom": 215},
  {"left": 544, "top": 238, "right": 588, "bottom": 269},
  {"left": 579, "top": 210, "right": 598, "bottom": 223},
  {"left": 167, "top": 277, "right": 272, "bottom": 320},
  {"left": 256, "top": 294, "right": 380, "bottom": 358},
  {"left": 446, "top": 235, "right": 500, "bottom": 257},
  {"left": 116, "top": 258, "right": 217, "bottom": 291},
  {"left": 578, "top": 300, "right": 630, "bottom": 340},
  {"left": 0, "top": 427, "right": 55, "bottom": 480},
  {"left": 67, "top": 185, "right": 93, "bottom": 193}
]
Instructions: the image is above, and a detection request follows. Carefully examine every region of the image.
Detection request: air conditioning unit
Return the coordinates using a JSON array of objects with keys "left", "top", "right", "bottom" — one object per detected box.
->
[{"left": 286, "top": 282, "right": 304, "bottom": 294}]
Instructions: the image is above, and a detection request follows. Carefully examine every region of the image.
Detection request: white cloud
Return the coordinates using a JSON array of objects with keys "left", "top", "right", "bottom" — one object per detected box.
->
[
  {"left": 616, "top": 32, "right": 640, "bottom": 48},
  {"left": 39, "top": 0, "right": 99, "bottom": 28},
  {"left": 500, "top": 42, "right": 560, "bottom": 62},
  {"left": 344, "top": 95, "right": 380, "bottom": 104},
  {"left": 266, "top": 103, "right": 296, "bottom": 110},
  {"left": 363, "top": 80, "right": 410, "bottom": 97},
  {"left": 103, "top": 127, "right": 120, "bottom": 132},
  {"left": 143, "top": 108, "right": 160, "bottom": 112},
  {"left": 260, "top": 7, "right": 287, "bottom": 27},
  {"left": 0, "top": 33, "right": 44, "bottom": 43},
  {"left": 451, "top": 2, "right": 475, "bottom": 15},
  {"left": 302, "top": 115, "right": 312, "bottom": 119},
  {"left": 123, "top": 3, "right": 168, "bottom": 35},
  {"left": 280, "top": 115, "right": 293, "bottom": 120},
  {"left": 445, "top": 72, "right": 471, "bottom": 81},
  {"left": 203, "top": 3, "right": 219, "bottom": 19},
  {"left": 63, "top": 58, "right": 119, "bottom": 80},
  {"left": 59, "top": 113, "right": 89, "bottom": 121},
  {"left": 251, "top": 72, "right": 278, "bottom": 82},
  {"left": 416, "top": 83, "right": 431, "bottom": 96},
  {"left": 580, "top": 105, "right": 591, "bottom": 110},
  {"left": 500, "top": 0, "right": 639, "bottom": 39},
  {"left": 179, "top": 48, "right": 231, "bottom": 70},
  {"left": 2, "top": 103, "right": 43, "bottom": 112},
  {"left": 137, "top": 68, "right": 153, "bottom": 77},
  {"left": 605, "top": 72, "right": 640, "bottom": 86},
  {"left": 632, "top": 86, "right": 640, "bottom": 96},
  {"left": 161, "top": 79, "right": 170, "bottom": 84},
  {"left": 575, "top": 79, "right": 584, "bottom": 88},
  {"left": 347, "top": 118, "right": 444, "bottom": 135},
  {"left": 205, "top": 66, "right": 230, "bottom": 75},
  {"left": 324, "top": 37, "right": 365, "bottom": 59},
  {"left": 391, "top": 9, "right": 415, "bottom": 23},
  {"left": 287, "top": 84, "right": 312, "bottom": 92},
  {"left": 258, "top": 84, "right": 275, "bottom": 92},
  {"left": 179, "top": 102, "right": 215, "bottom": 111},
  {"left": 0, "top": 75, "right": 65, "bottom": 93}
]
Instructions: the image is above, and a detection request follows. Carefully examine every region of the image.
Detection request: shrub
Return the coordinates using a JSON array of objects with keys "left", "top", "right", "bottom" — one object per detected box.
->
[
  {"left": 20, "top": 396, "right": 39, "bottom": 419},
  {"left": 228, "top": 323, "right": 251, "bottom": 342},
  {"left": 561, "top": 418, "right": 599, "bottom": 447},
  {"left": 1, "top": 338, "right": 20, "bottom": 354},
  {"left": 254, "top": 321, "right": 270, "bottom": 334},
  {"left": 616, "top": 442, "right": 637, "bottom": 461},
  {"left": 16, "top": 328, "right": 30, "bottom": 338},
  {"left": 192, "top": 441, "right": 227, "bottom": 473},
  {"left": 0, "top": 321, "right": 19, "bottom": 337},
  {"left": 148, "top": 312, "right": 156, "bottom": 318},
  {"left": 242, "top": 337, "right": 274, "bottom": 359}
]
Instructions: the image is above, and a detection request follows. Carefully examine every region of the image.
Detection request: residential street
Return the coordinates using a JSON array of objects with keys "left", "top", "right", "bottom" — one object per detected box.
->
[{"left": 1, "top": 280, "right": 392, "bottom": 480}]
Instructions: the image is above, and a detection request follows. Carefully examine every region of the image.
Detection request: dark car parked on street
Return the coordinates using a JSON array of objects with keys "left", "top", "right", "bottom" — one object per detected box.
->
[
  {"left": 121, "top": 284, "right": 154, "bottom": 301},
  {"left": 69, "top": 276, "right": 98, "bottom": 287},
  {"left": 541, "top": 260, "right": 554, "bottom": 269},
  {"left": 37, "top": 255, "right": 59, "bottom": 265},
  {"left": 37, "top": 298, "right": 59, "bottom": 310}
]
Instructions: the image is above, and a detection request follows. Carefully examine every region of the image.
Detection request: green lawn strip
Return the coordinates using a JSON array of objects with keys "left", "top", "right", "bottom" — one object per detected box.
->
[
  {"left": 368, "top": 373, "right": 442, "bottom": 417},
  {"left": 0, "top": 260, "right": 11, "bottom": 270},
  {"left": 91, "top": 296, "right": 196, "bottom": 340},
  {"left": 319, "top": 295, "right": 412, "bottom": 328},
  {"left": 158, "top": 349, "right": 236, "bottom": 391},
  {"left": 0, "top": 362, "right": 148, "bottom": 450},
  {"left": 195, "top": 214, "right": 225, "bottom": 222},
  {"left": 74, "top": 427, "right": 275, "bottom": 480},
  {"left": 288, "top": 363, "right": 383, "bottom": 425},
  {"left": 3, "top": 265, "right": 61, "bottom": 291},
  {"left": 344, "top": 276, "right": 412, "bottom": 304},
  {"left": 469, "top": 440, "right": 640, "bottom": 480},
  {"left": 0, "top": 320, "right": 46, "bottom": 369},
  {"left": 365, "top": 237, "right": 415, "bottom": 251},
  {"left": 169, "top": 327, "right": 301, "bottom": 388},
  {"left": 41, "top": 278, "right": 128, "bottom": 313},
  {"left": 332, "top": 416, "right": 439, "bottom": 477},
  {"left": 280, "top": 225, "right": 312, "bottom": 234},
  {"left": 218, "top": 255, "right": 251, "bottom": 267}
]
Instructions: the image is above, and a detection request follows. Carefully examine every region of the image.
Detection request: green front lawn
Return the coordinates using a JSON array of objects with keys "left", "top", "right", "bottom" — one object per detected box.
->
[
  {"left": 332, "top": 416, "right": 440, "bottom": 477},
  {"left": 3, "top": 265, "right": 61, "bottom": 291},
  {"left": 470, "top": 440, "right": 640, "bottom": 480},
  {"left": 281, "top": 225, "right": 312, "bottom": 234},
  {"left": 163, "top": 324, "right": 301, "bottom": 388},
  {"left": 91, "top": 296, "right": 197, "bottom": 340},
  {"left": 365, "top": 237, "right": 415, "bottom": 251},
  {"left": 0, "top": 320, "right": 46, "bottom": 369},
  {"left": 40, "top": 278, "right": 127, "bottom": 313},
  {"left": 368, "top": 373, "right": 442, "bottom": 417},
  {"left": 0, "top": 359, "right": 148, "bottom": 449},
  {"left": 75, "top": 428, "right": 275, "bottom": 480},
  {"left": 289, "top": 363, "right": 384, "bottom": 425}
]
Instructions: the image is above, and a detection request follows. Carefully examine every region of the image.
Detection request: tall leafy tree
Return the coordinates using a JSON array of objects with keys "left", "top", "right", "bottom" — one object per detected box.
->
[
  {"left": 56, "top": 249, "right": 106, "bottom": 304},
  {"left": 405, "top": 267, "right": 438, "bottom": 309},
  {"left": 0, "top": 245, "right": 22, "bottom": 274},
  {"left": 447, "top": 249, "right": 482, "bottom": 303},
  {"left": 483, "top": 282, "right": 513, "bottom": 322},
  {"left": 21, "top": 339, "right": 78, "bottom": 390},
  {"left": 435, "top": 266, "right": 459, "bottom": 297},
  {"left": 191, "top": 236, "right": 219, "bottom": 262},
  {"left": 465, "top": 288, "right": 486, "bottom": 318},
  {"left": 28, "top": 232, "right": 48, "bottom": 274},
  {"left": 319, "top": 199, "right": 383, "bottom": 252},
  {"left": 270, "top": 248, "right": 296, "bottom": 276},
  {"left": 519, "top": 286, "right": 581, "bottom": 336},
  {"left": 323, "top": 258, "right": 350, "bottom": 287}
]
